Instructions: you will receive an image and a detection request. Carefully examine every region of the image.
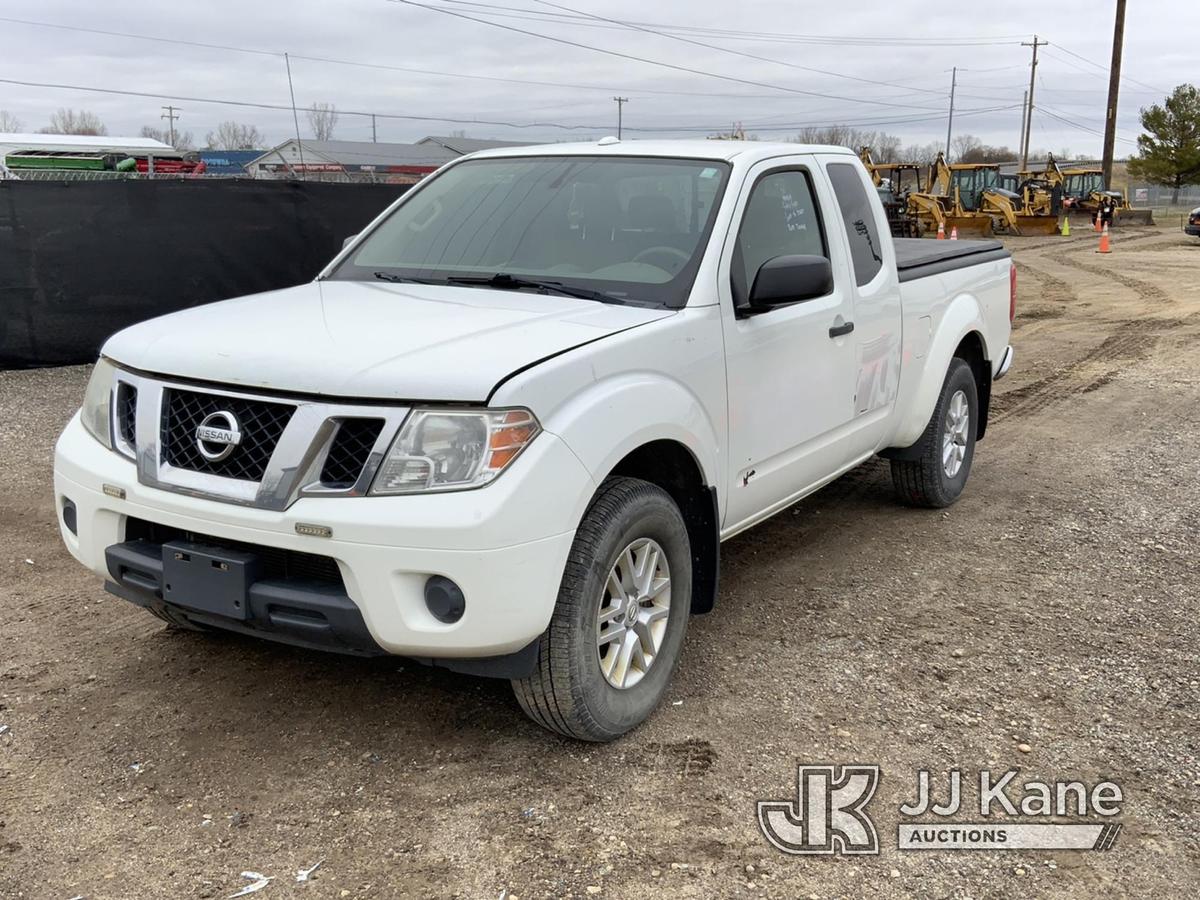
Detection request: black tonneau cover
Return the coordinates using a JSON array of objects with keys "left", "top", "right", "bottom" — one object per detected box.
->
[{"left": 893, "top": 237, "right": 1010, "bottom": 283}]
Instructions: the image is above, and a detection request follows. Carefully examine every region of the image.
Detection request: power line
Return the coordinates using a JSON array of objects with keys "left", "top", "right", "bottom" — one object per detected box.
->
[
  {"left": 1036, "top": 105, "right": 1136, "bottom": 144},
  {"left": 0, "top": 14, "right": 895, "bottom": 103},
  {"left": 0, "top": 76, "right": 617, "bottom": 132},
  {"left": 527, "top": 0, "right": 950, "bottom": 98},
  {"left": 438, "top": 2, "right": 1026, "bottom": 46},
  {"left": 0, "top": 74, "right": 1019, "bottom": 138},
  {"left": 389, "top": 0, "right": 952, "bottom": 110},
  {"left": 1049, "top": 42, "right": 1167, "bottom": 95}
]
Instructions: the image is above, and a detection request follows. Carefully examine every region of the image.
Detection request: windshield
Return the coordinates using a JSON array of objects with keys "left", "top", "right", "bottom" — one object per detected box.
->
[
  {"left": 330, "top": 155, "right": 731, "bottom": 308},
  {"left": 1066, "top": 172, "right": 1105, "bottom": 195}
]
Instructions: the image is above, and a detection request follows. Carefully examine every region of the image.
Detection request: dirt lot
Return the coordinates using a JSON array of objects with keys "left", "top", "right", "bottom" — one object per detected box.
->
[{"left": 2, "top": 224, "right": 1199, "bottom": 899}]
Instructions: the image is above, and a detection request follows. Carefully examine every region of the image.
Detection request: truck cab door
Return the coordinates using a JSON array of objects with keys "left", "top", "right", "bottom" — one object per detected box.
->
[
  {"left": 717, "top": 158, "right": 860, "bottom": 532},
  {"left": 821, "top": 159, "right": 904, "bottom": 456}
]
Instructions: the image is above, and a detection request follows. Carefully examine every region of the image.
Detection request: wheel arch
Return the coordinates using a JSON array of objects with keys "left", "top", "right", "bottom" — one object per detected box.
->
[
  {"left": 604, "top": 439, "right": 720, "bottom": 615},
  {"left": 952, "top": 330, "right": 991, "bottom": 441},
  {"left": 885, "top": 293, "right": 990, "bottom": 451}
]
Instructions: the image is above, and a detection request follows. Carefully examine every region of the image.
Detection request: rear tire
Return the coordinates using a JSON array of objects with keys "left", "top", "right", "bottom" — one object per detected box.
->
[
  {"left": 512, "top": 476, "right": 692, "bottom": 742},
  {"left": 890, "top": 357, "right": 978, "bottom": 508}
]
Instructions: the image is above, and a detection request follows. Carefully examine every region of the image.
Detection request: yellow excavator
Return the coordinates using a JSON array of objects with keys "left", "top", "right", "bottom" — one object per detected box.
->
[
  {"left": 932, "top": 154, "right": 1060, "bottom": 236},
  {"left": 1024, "top": 155, "right": 1154, "bottom": 225}
]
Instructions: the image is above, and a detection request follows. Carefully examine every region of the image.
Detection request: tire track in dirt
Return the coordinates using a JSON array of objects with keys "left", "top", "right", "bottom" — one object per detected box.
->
[
  {"left": 1014, "top": 259, "right": 1078, "bottom": 304},
  {"left": 991, "top": 318, "right": 1184, "bottom": 423},
  {"left": 1010, "top": 236, "right": 1090, "bottom": 254},
  {"left": 1051, "top": 254, "right": 1173, "bottom": 304},
  {"left": 1009, "top": 229, "right": 1169, "bottom": 256}
]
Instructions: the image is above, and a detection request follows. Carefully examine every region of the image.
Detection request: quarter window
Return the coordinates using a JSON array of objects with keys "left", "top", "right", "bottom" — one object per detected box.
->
[{"left": 827, "top": 162, "right": 884, "bottom": 286}]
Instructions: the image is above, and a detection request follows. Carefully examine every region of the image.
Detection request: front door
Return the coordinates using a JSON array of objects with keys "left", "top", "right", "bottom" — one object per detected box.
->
[{"left": 718, "top": 159, "right": 859, "bottom": 531}]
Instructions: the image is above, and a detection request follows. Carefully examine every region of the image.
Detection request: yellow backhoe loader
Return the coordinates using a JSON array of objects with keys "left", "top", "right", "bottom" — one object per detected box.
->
[
  {"left": 1025, "top": 155, "right": 1154, "bottom": 226},
  {"left": 935, "top": 155, "right": 1060, "bottom": 236},
  {"left": 861, "top": 148, "right": 987, "bottom": 238}
]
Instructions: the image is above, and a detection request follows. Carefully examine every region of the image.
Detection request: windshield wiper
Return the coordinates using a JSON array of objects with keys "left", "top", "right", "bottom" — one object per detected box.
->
[
  {"left": 444, "top": 273, "right": 624, "bottom": 304},
  {"left": 373, "top": 271, "right": 442, "bottom": 284}
]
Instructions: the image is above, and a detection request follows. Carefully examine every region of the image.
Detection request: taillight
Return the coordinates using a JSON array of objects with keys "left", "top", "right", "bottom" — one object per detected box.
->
[{"left": 1009, "top": 264, "right": 1017, "bottom": 323}]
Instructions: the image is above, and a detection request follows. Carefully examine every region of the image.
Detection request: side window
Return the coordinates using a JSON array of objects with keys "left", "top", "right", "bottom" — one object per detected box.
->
[
  {"left": 733, "top": 170, "right": 826, "bottom": 305},
  {"left": 827, "top": 162, "right": 884, "bottom": 286}
]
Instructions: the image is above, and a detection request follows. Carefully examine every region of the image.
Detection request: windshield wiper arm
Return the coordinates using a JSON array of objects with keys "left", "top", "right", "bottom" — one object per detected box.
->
[
  {"left": 444, "top": 273, "right": 623, "bottom": 304},
  {"left": 373, "top": 271, "right": 442, "bottom": 284}
]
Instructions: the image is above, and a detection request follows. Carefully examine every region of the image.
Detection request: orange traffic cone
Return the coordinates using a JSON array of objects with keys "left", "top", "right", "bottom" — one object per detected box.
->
[
  {"left": 1097, "top": 222, "right": 1112, "bottom": 254},
  {"left": 950, "top": 226, "right": 959, "bottom": 241},
  {"left": 936, "top": 222, "right": 946, "bottom": 240},
  {"left": 1094, "top": 216, "right": 1103, "bottom": 234}
]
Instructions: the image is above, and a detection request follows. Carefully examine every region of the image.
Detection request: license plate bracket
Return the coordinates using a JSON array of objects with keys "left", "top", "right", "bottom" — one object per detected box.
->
[{"left": 161, "top": 540, "right": 259, "bottom": 621}]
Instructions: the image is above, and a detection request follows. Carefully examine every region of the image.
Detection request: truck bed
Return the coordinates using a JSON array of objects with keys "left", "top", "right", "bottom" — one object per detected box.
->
[{"left": 893, "top": 238, "right": 1010, "bottom": 283}]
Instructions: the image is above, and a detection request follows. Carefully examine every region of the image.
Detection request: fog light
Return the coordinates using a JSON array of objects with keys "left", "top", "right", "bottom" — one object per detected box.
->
[
  {"left": 424, "top": 575, "right": 465, "bottom": 624},
  {"left": 62, "top": 498, "right": 78, "bottom": 535}
]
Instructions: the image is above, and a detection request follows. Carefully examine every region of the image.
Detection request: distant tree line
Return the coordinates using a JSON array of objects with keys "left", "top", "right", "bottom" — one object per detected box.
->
[{"left": 0, "top": 101, "right": 344, "bottom": 151}]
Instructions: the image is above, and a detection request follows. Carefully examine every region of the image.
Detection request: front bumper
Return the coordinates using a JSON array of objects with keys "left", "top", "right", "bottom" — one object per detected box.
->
[
  {"left": 54, "top": 412, "right": 591, "bottom": 660},
  {"left": 1185, "top": 224, "right": 1200, "bottom": 237}
]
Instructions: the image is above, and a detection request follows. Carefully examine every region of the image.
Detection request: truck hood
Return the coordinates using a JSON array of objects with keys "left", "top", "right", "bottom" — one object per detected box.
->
[{"left": 102, "top": 280, "right": 674, "bottom": 402}]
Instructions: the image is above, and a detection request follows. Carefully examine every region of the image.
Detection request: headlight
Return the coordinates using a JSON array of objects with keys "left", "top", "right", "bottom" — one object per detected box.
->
[
  {"left": 370, "top": 408, "right": 540, "bottom": 495},
  {"left": 80, "top": 357, "right": 118, "bottom": 449}
]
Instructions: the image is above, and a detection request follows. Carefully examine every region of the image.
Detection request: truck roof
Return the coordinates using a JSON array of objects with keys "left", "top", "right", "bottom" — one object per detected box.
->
[{"left": 462, "top": 138, "right": 858, "bottom": 165}]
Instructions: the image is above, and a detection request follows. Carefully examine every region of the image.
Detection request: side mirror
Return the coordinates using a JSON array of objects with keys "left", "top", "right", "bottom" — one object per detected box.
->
[
  {"left": 749, "top": 254, "right": 833, "bottom": 311},
  {"left": 342, "top": 234, "right": 358, "bottom": 250}
]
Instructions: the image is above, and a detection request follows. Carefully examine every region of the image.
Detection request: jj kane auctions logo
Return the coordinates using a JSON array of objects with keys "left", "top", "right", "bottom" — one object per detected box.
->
[{"left": 757, "top": 765, "right": 1123, "bottom": 855}]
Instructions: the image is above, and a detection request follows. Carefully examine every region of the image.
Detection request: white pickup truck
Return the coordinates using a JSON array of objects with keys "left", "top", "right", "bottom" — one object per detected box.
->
[{"left": 55, "top": 140, "right": 1014, "bottom": 741}]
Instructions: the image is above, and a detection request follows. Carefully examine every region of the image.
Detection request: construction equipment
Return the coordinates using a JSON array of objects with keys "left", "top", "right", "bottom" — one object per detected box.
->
[
  {"left": 859, "top": 147, "right": 919, "bottom": 237},
  {"left": 860, "top": 147, "right": 984, "bottom": 238},
  {"left": 1026, "top": 155, "right": 1154, "bottom": 225},
  {"left": 919, "top": 154, "right": 995, "bottom": 237},
  {"left": 936, "top": 155, "right": 1059, "bottom": 236}
]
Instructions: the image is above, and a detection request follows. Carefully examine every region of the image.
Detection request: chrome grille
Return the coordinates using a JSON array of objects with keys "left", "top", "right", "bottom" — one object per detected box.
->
[
  {"left": 320, "top": 418, "right": 384, "bottom": 489},
  {"left": 116, "top": 371, "right": 410, "bottom": 509},
  {"left": 161, "top": 388, "right": 294, "bottom": 482}
]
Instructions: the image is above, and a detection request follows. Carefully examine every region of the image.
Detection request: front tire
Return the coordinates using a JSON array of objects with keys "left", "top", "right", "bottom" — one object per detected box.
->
[
  {"left": 890, "top": 357, "right": 979, "bottom": 508},
  {"left": 512, "top": 477, "right": 692, "bottom": 742}
]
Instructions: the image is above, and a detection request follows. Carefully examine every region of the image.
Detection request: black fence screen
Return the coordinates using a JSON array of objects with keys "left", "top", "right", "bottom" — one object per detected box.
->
[{"left": 0, "top": 179, "right": 410, "bottom": 369}]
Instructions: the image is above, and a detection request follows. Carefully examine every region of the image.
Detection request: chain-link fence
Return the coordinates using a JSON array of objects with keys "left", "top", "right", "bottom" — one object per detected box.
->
[{"left": 1126, "top": 183, "right": 1200, "bottom": 210}]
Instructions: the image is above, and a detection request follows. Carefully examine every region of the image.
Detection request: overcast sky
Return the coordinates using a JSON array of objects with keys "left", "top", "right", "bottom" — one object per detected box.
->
[{"left": 0, "top": 0, "right": 1195, "bottom": 157}]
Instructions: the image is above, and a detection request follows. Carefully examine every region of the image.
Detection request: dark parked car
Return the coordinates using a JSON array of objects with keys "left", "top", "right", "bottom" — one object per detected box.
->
[{"left": 1186, "top": 207, "right": 1200, "bottom": 238}]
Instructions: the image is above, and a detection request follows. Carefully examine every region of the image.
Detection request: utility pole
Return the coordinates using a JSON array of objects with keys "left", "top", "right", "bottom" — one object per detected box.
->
[
  {"left": 160, "top": 105, "right": 180, "bottom": 146},
  {"left": 283, "top": 52, "right": 306, "bottom": 179},
  {"left": 1018, "top": 90, "right": 1028, "bottom": 162},
  {"left": 371, "top": 114, "right": 377, "bottom": 143},
  {"left": 613, "top": 97, "right": 629, "bottom": 139},
  {"left": 1101, "top": 0, "right": 1127, "bottom": 189},
  {"left": 944, "top": 67, "right": 957, "bottom": 158},
  {"left": 1020, "top": 35, "right": 1047, "bottom": 170}
]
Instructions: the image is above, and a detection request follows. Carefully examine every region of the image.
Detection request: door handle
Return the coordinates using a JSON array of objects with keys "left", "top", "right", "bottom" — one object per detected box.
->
[{"left": 828, "top": 321, "right": 855, "bottom": 338}]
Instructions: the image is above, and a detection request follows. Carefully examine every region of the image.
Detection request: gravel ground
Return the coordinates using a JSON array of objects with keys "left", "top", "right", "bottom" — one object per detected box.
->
[{"left": 1, "top": 225, "right": 1198, "bottom": 899}]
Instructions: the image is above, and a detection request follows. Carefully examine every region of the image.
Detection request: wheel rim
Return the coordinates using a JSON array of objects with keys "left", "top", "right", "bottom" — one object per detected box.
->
[
  {"left": 596, "top": 537, "right": 671, "bottom": 690},
  {"left": 942, "top": 389, "right": 970, "bottom": 478}
]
